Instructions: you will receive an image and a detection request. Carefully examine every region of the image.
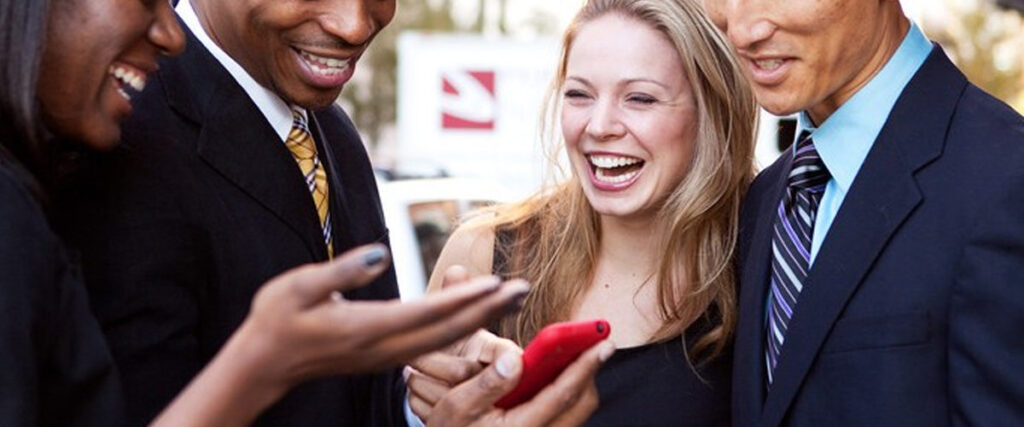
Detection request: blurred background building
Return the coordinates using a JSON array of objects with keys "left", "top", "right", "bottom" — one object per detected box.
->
[{"left": 341, "top": 0, "right": 1024, "bottom": 297}]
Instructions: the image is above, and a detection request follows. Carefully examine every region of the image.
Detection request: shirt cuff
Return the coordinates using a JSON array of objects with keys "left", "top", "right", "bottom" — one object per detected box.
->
[{"left": 404, "top": 392, "right": 426, "bottom": 427}]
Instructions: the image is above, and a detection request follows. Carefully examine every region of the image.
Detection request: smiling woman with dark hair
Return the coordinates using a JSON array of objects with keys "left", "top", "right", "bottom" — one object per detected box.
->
[
  {"left": 0, "top": 0, "right": 169, "bottom": 423},
  {"left": 0, "top": 1, "right": 536, "bottom": 424}
]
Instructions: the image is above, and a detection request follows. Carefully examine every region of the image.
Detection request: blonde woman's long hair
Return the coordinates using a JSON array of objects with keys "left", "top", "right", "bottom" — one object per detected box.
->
[{"left": 479, "top": 0, "right": 757, "bottom": 363}]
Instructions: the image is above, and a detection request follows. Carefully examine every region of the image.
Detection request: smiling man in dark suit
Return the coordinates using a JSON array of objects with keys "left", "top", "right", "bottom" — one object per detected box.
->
[
  {"left": 704, "top": 0, "right": 1024, "bottom": 425},
  {"left": 56, "top": 0, "right": 408, "bottom": 425}
]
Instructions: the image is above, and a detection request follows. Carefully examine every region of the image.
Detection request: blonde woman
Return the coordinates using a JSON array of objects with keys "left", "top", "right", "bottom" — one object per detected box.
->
[{"left": 406, "top": 0, "right": 757, "bottom": 425}]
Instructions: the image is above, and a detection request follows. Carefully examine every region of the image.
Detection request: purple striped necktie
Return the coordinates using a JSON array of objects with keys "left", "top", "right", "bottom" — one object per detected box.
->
[{"left": 765, "top": 132, "right": 830, "bottom": 387}]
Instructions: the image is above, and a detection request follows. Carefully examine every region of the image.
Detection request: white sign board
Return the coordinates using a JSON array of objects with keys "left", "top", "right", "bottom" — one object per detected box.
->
[{"left": 397, "top": 33, "right": 561, "bottom": 197}]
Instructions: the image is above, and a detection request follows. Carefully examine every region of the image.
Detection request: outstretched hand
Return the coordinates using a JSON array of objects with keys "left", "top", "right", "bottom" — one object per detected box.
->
[
  {"left": 153, "top": 244, "right": 529, "bottom": 427},
  {"left": 240, "top": 244, "right": 528, "bottom": 380}
]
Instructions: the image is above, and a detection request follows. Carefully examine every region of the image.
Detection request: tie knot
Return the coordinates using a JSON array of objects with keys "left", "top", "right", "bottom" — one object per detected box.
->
[
  {"left": 291, "top": 107, "right": 309, "bottom": 133},
  {"left": 287, "top": 107, "right": 316, "bottom": 160},
  {"left": 787, "top": 133, "right": 830, "bottom": 192}
]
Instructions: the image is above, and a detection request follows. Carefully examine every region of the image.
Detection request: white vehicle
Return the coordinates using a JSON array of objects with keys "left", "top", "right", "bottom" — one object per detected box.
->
[{"left": 377, "top": 177, "right": 518, "bottom": 300}]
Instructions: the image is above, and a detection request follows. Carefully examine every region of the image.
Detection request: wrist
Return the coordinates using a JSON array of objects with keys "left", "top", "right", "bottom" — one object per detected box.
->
[{"left": 222, "top": 321, "right": 292, "bottom": 413}]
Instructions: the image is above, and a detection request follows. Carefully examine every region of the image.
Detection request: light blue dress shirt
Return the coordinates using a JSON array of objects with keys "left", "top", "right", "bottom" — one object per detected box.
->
[{"left": 798, "top": 23, "right": 932, "bottom": 265}]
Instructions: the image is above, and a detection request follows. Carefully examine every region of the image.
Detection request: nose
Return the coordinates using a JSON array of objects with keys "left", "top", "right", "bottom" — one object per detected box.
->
[
  {"left": 585, "top": 99, "right": 626, "bottom": 141},
  {"left": 319, "top": 0, "right": 397, "bottom": 47},
  {"left": 151, "top": 0, "right": 185, "bottom": 56},
  {"left": 703, "top": 0, "right": 774, "bottom": 52}
]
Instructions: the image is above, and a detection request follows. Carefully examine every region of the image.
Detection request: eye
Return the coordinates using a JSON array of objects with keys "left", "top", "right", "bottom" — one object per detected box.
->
[
  {"left": 627, "top": 93, "right": 657, "bottom": 105},
  {"left": 564, "top": 89, "right": 590, "bottom": 100}
]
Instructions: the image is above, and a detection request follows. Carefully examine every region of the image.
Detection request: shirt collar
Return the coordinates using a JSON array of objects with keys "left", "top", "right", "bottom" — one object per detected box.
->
[
  {"left": 795, "top": 23, "right": 932, "bottom": 192},
  {"left": 176, "top": 0, "right": 297, "bottom": 142}
]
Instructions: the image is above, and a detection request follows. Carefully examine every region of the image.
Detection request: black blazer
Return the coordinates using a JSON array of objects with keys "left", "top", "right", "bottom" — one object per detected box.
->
[
  {"left": 0, "top": 160, "right": 122, "bottom": 426},
  {"left": 733, "top": 47, "right": 1024, "bottom": 426},
  {"left": 56, "top": 27, "right": 404, "bottom": 426}
]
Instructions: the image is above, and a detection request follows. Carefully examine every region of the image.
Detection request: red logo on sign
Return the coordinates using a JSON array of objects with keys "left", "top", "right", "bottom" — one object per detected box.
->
[{"left": 441, "top": 70, "right": 496, "bottom": 130}]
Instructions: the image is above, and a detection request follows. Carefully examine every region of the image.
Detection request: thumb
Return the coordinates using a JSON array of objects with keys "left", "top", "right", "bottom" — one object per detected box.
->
[
  {"left": 440, "top": 265, "right": 472, "bottom": 290},
  {"left": 463, "top": 331, "right": 521, "bottom": 365},
  {"left": 285, "top": 243, "right": 391, "bottom": 306},
  {"left": 447, "top": 350, "right": 522, "bottom": 411}
]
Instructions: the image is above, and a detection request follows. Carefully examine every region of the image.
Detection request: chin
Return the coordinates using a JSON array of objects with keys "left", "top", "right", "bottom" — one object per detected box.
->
[
  {"left": 755, "top": 88, "right": 807, "bottom": 117},
  {"left": 52, "top": 119, "right": 122, "bottom": 151},
  {"left": 285, "top": 87, "right": 344, "bottom": 111},
  {"left": 79, "top": 128, "right": 122, "bottom": 151},
  {"left": 587, "top": 197, "right": 642, "bottom": 218},
  {"left": 757, "top": 98, "right": 800, "bottom": 117}
]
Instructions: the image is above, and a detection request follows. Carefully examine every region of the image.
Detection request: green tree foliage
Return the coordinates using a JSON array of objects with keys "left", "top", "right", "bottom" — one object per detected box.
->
[{"left": 924, "top": 0, "right": 1023, "bottom": 112}]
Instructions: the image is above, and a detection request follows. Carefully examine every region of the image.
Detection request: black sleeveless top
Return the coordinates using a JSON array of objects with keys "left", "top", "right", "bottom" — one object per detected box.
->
[
  {"left": 492, "top": 229, "right": 731, "bottom": 426},
  {"left": 587, "top": 334, "right": 731, "bottom": 426}
]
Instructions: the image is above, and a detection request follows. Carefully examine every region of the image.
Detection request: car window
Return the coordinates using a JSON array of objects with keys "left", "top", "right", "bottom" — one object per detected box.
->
[{"left": 409, "top": 200, "right": 494, "bottom": 279}]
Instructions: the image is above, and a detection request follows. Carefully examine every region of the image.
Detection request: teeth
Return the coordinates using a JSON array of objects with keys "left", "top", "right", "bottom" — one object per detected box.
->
[
  {"left": 129, "top": 75, "right": 143, "bottom": 91},
  {"left": 595, "top": 168, "right": 640, "bottom": 184},
  {"left": 300, "top": 51, "right": 350, "bottom": 76},
  {"left": 108, "top": 65, "right": 147, "bottom": 94},
  {"left": 588, "top": 154, "right": 643, "bottom": 184},
  {"left": 588, "top": 154, "right": 641, "bottom": 169},
  {"left": 755, "top": 59, "right": 783, "bottom": 70}
]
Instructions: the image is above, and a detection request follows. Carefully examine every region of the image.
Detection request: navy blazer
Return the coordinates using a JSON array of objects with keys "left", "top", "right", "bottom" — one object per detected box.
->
[
  {"left": 733, "top": 47, "right": 1024, "bottom": 426},
  {"left": 55, "top": 25, "right": 404, "bottom": 426}
]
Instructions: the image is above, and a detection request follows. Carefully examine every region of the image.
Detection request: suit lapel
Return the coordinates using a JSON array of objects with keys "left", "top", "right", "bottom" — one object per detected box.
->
[
  {"left": 161, "top": 29, "right": 325, "bottom": 259},
  {"left": 759, "top": 47, "right": 967, "bottom": 427},
  {"left": 735, "top": 149, "right": 792, "bottom": 423},
  {"left": 309, "top": 108, "right": 388, "bottom": 253},
  {"left": 309, "top": 111, "right": 353, "bottom": 254}
]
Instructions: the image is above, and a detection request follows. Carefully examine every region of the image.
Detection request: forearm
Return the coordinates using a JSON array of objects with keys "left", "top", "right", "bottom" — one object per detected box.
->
[{"left": 151, "top": 323, "right": 287, "bottom": 427}]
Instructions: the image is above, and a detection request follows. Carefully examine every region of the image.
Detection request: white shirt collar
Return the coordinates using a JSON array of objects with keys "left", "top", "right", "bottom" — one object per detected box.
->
[{"left": 175, "top": 0, "right": 300, "bottom": 142}]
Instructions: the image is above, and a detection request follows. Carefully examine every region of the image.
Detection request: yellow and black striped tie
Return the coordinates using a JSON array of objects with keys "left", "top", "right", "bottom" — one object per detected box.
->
[{"left": 286, "top": 107, "right": 333, "bottom": 258}]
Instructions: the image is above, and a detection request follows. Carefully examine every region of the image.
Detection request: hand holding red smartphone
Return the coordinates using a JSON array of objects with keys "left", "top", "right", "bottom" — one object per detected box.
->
[{"left": 494, "top": 319, "right": 611, "bottom": 409}]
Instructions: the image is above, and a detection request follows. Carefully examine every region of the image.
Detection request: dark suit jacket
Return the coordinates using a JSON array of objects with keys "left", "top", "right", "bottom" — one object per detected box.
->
[
  {"left": 0, "top": 159, "right": 123, "bottom": 426},
  {"left": 733, "top": 47, "right": 1024, "bottom": 426},
  {"left": 56, "top": 27, "right": 404, "bottom": 426}
]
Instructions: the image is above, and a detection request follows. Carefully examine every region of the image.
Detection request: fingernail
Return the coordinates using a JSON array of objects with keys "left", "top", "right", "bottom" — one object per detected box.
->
[
  {"left": 496, "top": 283, "right": 529, "bottom": 315},
  {"left": 363, "top": 246, "right": 387, "bottom": 267},
  {"left": 597, "top": 341, "right": 615, "bottom": 362},
  {"left": 509, "top": 280, "right": 530, "bottom": 308},
  {"left": 495, "top": 351, "right": 521, "bottom": 379},
  {"left": 402, "top": 366, "right": 412, "bottom": 382},
  {"left": 479, "top": 275, "right": 502, "bottom": 291},
  {"left": 507, "top": 279, "right": 529, "bottom": 295}
]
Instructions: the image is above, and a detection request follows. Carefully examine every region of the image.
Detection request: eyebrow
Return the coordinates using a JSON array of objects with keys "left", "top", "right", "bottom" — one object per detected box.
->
[
  {"left": 566, "top": 76, "right": 670, "bottom": 90},
  {"left": 566, "top": 76, "right": 595, "bottom": 89}
]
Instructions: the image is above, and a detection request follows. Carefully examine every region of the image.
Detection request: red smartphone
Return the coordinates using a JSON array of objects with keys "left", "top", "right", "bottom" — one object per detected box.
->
[{"left": 494, "top": 319, "right": 611, "bottom": 409}]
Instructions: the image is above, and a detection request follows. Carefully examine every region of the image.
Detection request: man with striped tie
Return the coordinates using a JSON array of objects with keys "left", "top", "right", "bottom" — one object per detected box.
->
[
  {"left": 705, "top": 0, "right": 1024, "bottom": 425},
  {"left": 53, "top": 0, "right": 604, "bottom": 426}
]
